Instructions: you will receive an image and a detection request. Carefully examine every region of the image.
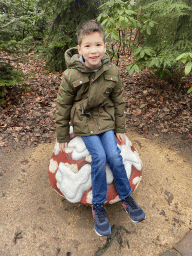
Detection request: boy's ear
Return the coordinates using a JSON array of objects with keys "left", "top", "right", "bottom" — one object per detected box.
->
[{"left": 77, "top": 45, "right": 81, "bottom": 55}]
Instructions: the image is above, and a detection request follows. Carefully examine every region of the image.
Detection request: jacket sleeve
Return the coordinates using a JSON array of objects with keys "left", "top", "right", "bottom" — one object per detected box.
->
[
  {"left": 110, "top": 69, "right": 126, "bottom": 133},
  {"left": 56, "top": 71, "right": 75, "bottom": 143}
]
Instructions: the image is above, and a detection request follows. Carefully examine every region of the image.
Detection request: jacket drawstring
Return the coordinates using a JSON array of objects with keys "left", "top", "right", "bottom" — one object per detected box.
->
[{"left": 80, "top": 100, "right": 84, "bottom": 114}]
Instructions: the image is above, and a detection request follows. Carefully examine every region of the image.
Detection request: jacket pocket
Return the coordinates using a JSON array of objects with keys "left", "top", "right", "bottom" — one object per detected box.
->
[
  {"left": 99, "top": 74, "right": 118, "bottom": 101},
  {"left": 104, "top": 74, "right": 118, "bottom": 83},
  {"left": 70, "top": 103, "right": 89, "bottom": 134},
  {"left": 72, "top": 77, "right": 90, "bottom": 88}
]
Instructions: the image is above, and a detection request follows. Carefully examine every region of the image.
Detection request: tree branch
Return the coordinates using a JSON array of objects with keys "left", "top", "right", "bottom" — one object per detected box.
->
[{"left": 1, "top": 18, "right": 16, "bottom": 28}]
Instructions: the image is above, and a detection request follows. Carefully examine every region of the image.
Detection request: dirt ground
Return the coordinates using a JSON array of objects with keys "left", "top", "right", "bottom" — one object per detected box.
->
[{"left": 0, "top": 130, "right": 192, "bottom": 256}]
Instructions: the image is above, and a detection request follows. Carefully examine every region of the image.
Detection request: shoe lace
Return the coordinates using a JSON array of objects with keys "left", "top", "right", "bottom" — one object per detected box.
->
[
  {"left": 125, "top": 197, "right": 138, "bottom": 210},
  {"left": 95, "top": 208, "right": 107, "bottom": 222}
]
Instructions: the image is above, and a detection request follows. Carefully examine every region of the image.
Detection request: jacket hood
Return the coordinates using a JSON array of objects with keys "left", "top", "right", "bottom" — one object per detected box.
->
[{"left": 64, "top": 47, "right": 110, "bottom": 72}]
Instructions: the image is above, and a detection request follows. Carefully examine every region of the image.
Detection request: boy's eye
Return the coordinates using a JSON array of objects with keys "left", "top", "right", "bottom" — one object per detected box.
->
[
  {"left": 85, "top": 45, "right": 90, "bottom": 48},
  {"left": 97, "top": 44, "right": 101, "bottom": 46}
]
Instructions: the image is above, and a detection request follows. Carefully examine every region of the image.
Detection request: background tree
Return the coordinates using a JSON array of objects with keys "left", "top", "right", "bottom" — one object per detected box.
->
[
  {"left": 98, "top": 0, "right": 192, "bottom": 89},
  {"left": 0, "top": 0, "right": 103, "bottom": 104},
  {"left": 40, "top": 0, "right": 101, "bottom": 71},
  {"left": 0, "top": 0, "right": 48, "bottom": 52},
  {"left": 0, "top": 0, "right": 49, "bottom": 100},
  {"left": 97, "top": 0, "right": 140, "bottom": 65}
]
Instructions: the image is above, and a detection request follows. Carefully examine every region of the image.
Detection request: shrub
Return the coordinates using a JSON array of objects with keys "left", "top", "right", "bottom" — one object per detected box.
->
[
  {"left": 97, "top": 0, "right": 140, "bottom": 64},
  {"left": 98, "top": 0, "right": 192, "bottom": 87},
  {"left": 130, "top": 0, "right": 192, "bottom": 85},
  {"left": 176, "top": 52, "right": 192, "bottom": 93},
  {"left": 0, "top": 64, "right": 25, "bottom": 104}
]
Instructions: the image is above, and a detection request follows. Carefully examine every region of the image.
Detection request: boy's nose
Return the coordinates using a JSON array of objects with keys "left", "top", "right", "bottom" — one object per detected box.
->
[{"left": 90, "top": 46, "right": 97, "bottom": 53}]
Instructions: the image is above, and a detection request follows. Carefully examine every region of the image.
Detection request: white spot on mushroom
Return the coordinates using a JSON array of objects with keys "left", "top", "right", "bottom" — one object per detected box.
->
[
  {"left": 68, "top": 137, "right": 90, "bottom": 160},
  {"left": 64, "top": 163, "right": 78, "bottom": 173},
  {"left": 86, "top": 155, "right": 92, "bottom": 163},
  {"left": 56, "top": 162, "right": 92, "bottom": 203},
  {"left": 65, "top": 147, "right": 74, "bottom": 154},
  {"left": 49, "top": 159, "right": 58, "bottom": 173},
  {"left": 54, "top": 141, "right": 60, "bottom": 155},
  {"left": 56, "top": 182, "right": 60, "bottom": 190},
  {"left": 133, "top": 176, "right": 142, "bottom": 190},
  {"left": 109, "top": 195, "right": 121, "bottom": 204},
  {"left": 86, "top": 191, "right": 93, "bottom": 204},
  {"left": 132, "top": 176, "right": 140, "bottom": 185}
]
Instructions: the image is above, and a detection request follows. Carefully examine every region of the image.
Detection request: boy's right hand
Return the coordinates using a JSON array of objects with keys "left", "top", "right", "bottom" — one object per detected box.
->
[{"left": 59, "top": 142, "right": 68, "bottom": 152}]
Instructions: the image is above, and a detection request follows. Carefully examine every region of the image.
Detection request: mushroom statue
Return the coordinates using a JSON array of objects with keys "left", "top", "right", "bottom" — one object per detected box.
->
[{"left": 48, "top": 127, "right": 143, "bottom": 205}]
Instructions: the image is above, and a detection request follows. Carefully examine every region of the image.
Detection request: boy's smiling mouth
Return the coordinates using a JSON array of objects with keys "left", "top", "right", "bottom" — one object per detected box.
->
[{"left": 90, "top": 56, "right": 99, "bottom": 61}]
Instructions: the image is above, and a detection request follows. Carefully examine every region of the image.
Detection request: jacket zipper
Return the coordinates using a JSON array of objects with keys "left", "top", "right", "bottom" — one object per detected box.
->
[{"left": 102, "top": 106, "right": 114, "bottom": 121}]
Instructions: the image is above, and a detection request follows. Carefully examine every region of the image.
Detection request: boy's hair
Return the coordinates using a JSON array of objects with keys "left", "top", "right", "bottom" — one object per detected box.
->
[{"left": 77, "top": 20, "right": 105, "bottom": 45}]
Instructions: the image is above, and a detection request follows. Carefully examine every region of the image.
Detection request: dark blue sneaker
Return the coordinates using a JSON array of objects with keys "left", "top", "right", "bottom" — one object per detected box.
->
[
  {"left": 122, "top": 196, "right": 146, "bottom": 223},
  {"left": 92, "top": 204, "right": 111, "bottom": 236}
]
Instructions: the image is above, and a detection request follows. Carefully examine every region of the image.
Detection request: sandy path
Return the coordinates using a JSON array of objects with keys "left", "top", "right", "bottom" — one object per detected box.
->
[{"left": 0, "top": 131, "right": 191, "bottom": 256}]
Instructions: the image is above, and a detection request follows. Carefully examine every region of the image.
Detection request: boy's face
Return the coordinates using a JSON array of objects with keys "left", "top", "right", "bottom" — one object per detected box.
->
[{"left": 78, "top": 32, "right": 106, "bottom": 70}]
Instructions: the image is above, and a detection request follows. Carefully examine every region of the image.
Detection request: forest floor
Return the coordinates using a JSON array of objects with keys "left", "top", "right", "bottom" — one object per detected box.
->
[{"left": 0, "top": 51, "right": 192, "bottom": 256}]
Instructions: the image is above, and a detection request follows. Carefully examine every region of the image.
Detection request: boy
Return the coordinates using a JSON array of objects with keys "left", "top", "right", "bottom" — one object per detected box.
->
[{"left": 56, "top": 20, "right": 145, "bottom": 236}]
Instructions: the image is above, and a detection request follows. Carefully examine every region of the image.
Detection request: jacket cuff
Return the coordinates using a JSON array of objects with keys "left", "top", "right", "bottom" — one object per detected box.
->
[
  {"left": 115, "top": 128, "right": 126, "bottom": 134},
  {"left": 57, "top": 135, "right": 71, "bottom": 143}
]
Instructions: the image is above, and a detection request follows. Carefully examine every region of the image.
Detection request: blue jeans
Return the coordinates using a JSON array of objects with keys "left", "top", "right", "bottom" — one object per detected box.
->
[{"left": 82, "top": 130, "right": 132, "bottom": 204}]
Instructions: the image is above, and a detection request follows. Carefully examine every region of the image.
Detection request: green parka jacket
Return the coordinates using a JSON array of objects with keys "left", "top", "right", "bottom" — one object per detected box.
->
[{"left": 56, "top": 48, "right": 126, "bottom": 143}]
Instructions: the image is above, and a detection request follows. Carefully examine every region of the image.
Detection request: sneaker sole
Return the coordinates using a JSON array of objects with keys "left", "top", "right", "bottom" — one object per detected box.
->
[
  {"left": 123, "top": 208, "right": 146, "bottom": 223},
  {"left": 94, "top": 226, "right": 111, "bottom": 237},
  {"left": 131, "top": 216, "right": 146, "bottom": 223}
]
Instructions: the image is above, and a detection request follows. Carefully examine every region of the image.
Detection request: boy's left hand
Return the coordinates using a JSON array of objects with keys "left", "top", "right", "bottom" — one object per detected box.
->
[{"left": 116, "top": 133, "right": 126, "bottom": 145}]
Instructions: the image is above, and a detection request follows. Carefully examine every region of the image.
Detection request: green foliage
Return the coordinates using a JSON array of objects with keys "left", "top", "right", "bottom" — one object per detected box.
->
[
  {"left": 0, "top": 63, "right": 25, "bottom": 104},
  {"left": 0, "top": 0, "right": 50, "bottom": 92},
  {"left": 98, "top": 0, "right": 192, "bottom": 87},
  {"left": 0, "top": 0, "right": 51, "bottom": 55},
  {"left": 126, "top": 46, "right": 156, "bottom": 74},
  {"left": 0, "top": 64, "right": 24, "bottom": 87},
  {"left": 0, "top": 0, "right": 48, "bottom": 48},
  {"left": 176, "top": 52, "right": 192, "bottom": 93},
  {"left": 97, "top": 0, "right": 140, "bottom": 63},
  {"left": 176, "top": 52, "right": 192, "bottom": 75},
  {"left": 129, "top": 0, "right": 192, "bottom": 85},
  {"left": 187, "top": 87, "right": 192, "bottom": 94}
]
